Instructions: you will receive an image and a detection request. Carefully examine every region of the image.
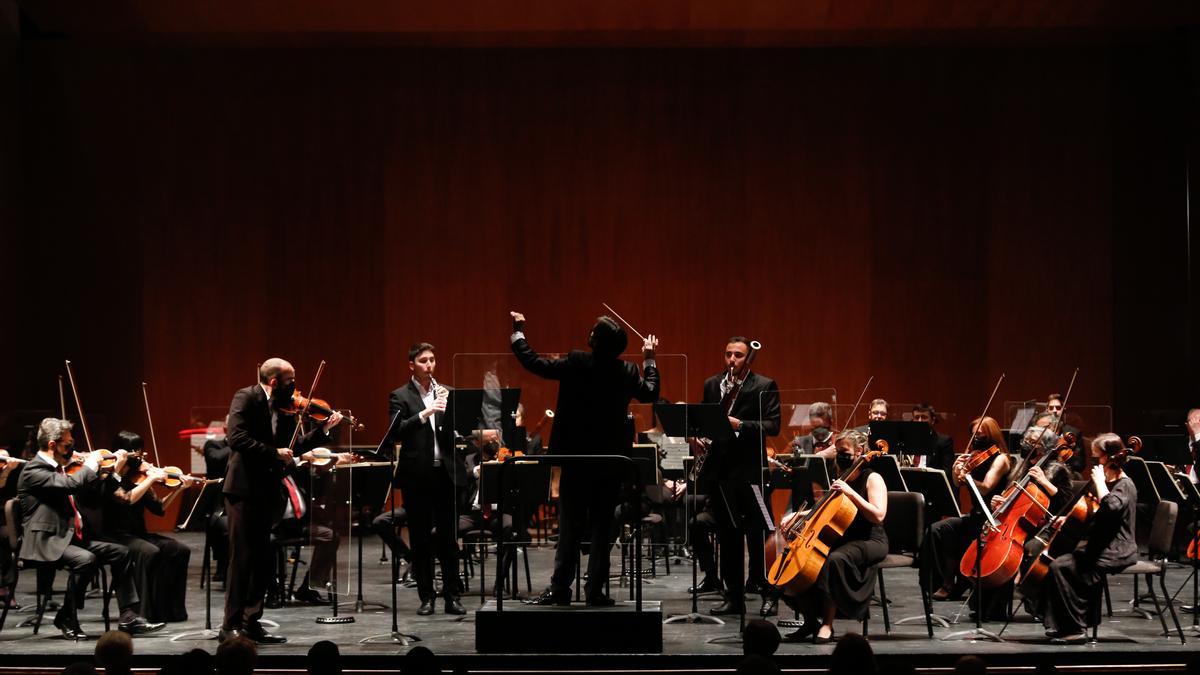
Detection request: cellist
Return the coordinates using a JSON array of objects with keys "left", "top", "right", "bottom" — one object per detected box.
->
[
  {"left": 926, "top": 416, "right": 1010, "bottom": 601},
  {"left": 780, "top": 430, "right": 888, "bottom": 644},
  {"left": 1035, "top": 434, "right": 1137, "bottom": 643}
]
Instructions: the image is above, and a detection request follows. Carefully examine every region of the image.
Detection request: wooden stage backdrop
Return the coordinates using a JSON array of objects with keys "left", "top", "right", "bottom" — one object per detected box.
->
[{"left": 1, "top": 39, "right": 1196, "bottom": 529}]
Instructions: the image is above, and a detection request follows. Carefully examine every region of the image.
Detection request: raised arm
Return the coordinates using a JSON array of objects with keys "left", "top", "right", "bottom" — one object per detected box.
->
[{"left": 509, "top": 311, "right": 570, "bottom": 380}]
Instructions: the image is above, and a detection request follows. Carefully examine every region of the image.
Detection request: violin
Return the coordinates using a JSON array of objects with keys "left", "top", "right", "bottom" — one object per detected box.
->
[
  {"left": 959, "top": 431, "right": 1076, "bottom": 588},
  {"left": 954, "top": 444, "right": 1002, "bottom": 516},
  {"left": 767, "top": 439, "right": 888, "bottom": 594},
  {"left": 280, "top": 390, "right": 363, "bottom": 431},
  {"left": 64, "top": 449, "right": 120, "bottom": 475},
  {"left": 132, "top": 463, "right": 202, "bottom": 489},
  {"left": 303, "top": 448, "right": 360, "bottom": 467}
]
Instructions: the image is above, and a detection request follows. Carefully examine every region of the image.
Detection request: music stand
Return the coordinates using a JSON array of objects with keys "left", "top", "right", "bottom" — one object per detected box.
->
[
  {"left": 942, "top": 477, "right": 1003, "bottom": 643},
  {"left": 659, "top": 403, "right": 732, "bottom": 626},
  {"left": 451, "top": 389, "right": 521, "bottom": 437},
  {"left": 331, "top": 457, "right": 393, "bottom": 615},
  {"left": 870, "top": 421, "right": 936, "bottom": 466},
  {"left": 1126, "top": 457, "right": 1161, "bottom": 505},
  {"left": 1138, "top": 435, "right": 1192, "bottom": 467},
  {"left": 170, "top": 479, "right": 224, "bottom": 642},
  {"left": 1146, "top": 461, "right": 1187, "bottom": 504},
  {"left": 868, "top": 455, "right": 907, "bottom": 492},
  {"left": 477, "top": 459, "right": 551, "bottom": 603},
  {"left": 894, "top": 468, "right": 958, "bottom": 629}
]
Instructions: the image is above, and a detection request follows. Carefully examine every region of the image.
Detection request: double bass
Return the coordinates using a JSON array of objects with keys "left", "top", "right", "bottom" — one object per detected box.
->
[{"left": 767, "top": 439, "right": 888, "bottom": 594}]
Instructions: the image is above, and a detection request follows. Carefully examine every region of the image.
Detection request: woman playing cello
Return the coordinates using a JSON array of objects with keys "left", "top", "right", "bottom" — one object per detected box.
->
[{"left": 780, "top": 429, "right": 888, "bottom": 644}]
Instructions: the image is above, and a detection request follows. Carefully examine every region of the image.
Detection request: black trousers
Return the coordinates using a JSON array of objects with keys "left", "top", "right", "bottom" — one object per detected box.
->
[
  {"left": 713, "top": 481, "right": 768, "bottom": 607},
  {"left": 551, "top": 472, "right": 618, "bottom": 599},
  {"left": 686, "top": 495, "right": 720, "bottom": 580},
  {"left": 207, "top": 511, "right": 229, "bottom": 578},
  {"left": 371, "top": 506, "right": 410, "bottom": 562},
  {"left": 223, "top": 496, "right": 275, "bottom": 630},
  {"left": 106, "top": 533, "right": 191, "bottom": 623},
  {"left": 400, "top": 470, "right": 463, "bottom": 602},
  {"left": 56, "top": 539, "right": 139, "bottom": 627},
  {"left": 273, "top": 519, "right": 339, "bottom": 588}
]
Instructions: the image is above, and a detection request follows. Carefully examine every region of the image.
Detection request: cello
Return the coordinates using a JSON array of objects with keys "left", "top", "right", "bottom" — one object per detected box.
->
[
  {"left": 767, "top": 438, "right": 888, "bottom": 595},
  {"left": 1017, "top": 439, "right": 1097, "bottom": 594}
]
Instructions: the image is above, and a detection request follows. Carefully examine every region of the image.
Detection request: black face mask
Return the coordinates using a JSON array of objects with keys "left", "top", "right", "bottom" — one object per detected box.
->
[
  {"left": 835, "top": 451, "right": 855, "bottom": 472},
  {"left": 970, "top": 435, "right": 993, "bottom": 451},
  {"left": 272, "top": 380, "right": 296, "bottom": 408},
  {"left": 812, "top": 426, "right": 832, "bottom": 443}
]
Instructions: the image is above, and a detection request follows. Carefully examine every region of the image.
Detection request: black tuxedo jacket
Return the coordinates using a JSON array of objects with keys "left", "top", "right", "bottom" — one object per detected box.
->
[
  {"left": 387, "top": 380, "right": 469, "bottom": 489},
  {"left": 701, "top": 371, "right": 781, "bottom": 485},
  {"left": 223, "top": 384, "right": 329, "bottom": 520},
  {"left": 511, "top": 337, "right": 659, "bottom": 459},
  {"left": 17, "top": 457, "right": 98, "bottom": 562}
]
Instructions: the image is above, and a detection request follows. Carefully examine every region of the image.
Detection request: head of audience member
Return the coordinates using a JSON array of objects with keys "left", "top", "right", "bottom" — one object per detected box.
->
[
  {"left": 307, "top": 640, "right": 340, "bottom": 675},
  {"left": 735, "top": 654, "right": 781, "bottom": 675},
  {"left": 868, "top": 399, "right": 889, "bottom": 422},
  {"left": 175, "top": 649, "right": 215, "bottom": 675},
  {"left": 215, "top": 636, "right": 257, "bottom": 675},
  {"left": 588, "top": 316, "right": 628, "bottom": 361},
  {"left": 401, "top": 645, "right": 439, "bottom": 675},
  {"left": 955, "top": 655, "right": 988, "bottom": 675},
  {"left": 742, "top": 618, "right": 781, "bottom": 657},
  {"left": 94, "top": 630, "right": 133, "bottom": 675},
  {"left": 61, "top": 663, "right": 98, "bottom": 675},
  {"left": 830, "top": 632, "right": 876, "bottom": 675}
]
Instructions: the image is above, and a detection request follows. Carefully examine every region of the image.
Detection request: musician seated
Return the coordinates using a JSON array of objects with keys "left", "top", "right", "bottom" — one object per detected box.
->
[
  {"left": 459, "top": 433, "right": 523, "bottom": 599},
  {"left": 271, "top": 449, "right": 355, "bottom": 605},
  {"left": 911, "top": 403, "right": 955, "bottom": 471},
  {"left": 1034, "top": 434, "right": 1137, "bottom": 643},
  {"left": 925, "top": 416, "right": 1010, "bottom": 601},
  {"left": 779, "top": 430, "right": 888, "bottom": 644},
  {"left": 790, "top": 402, "right": 836, "bottom": 459}
]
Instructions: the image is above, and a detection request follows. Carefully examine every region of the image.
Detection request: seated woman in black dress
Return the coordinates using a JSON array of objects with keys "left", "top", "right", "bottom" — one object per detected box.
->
[
  {"left": 781, "top": 429, "right": 888, "bottom": 644},
  {"left": 1036, "top": 433, "right": 1137, "bottom": 643}
]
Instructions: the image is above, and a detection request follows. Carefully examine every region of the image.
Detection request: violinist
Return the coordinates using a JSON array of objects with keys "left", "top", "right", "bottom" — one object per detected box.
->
[
  {"left": 221, "top": 359, "right": 344, "bottom": 645},
  {"left": 0, "top": 448, "right": 21, "bottom": 611},
  {"left": 780, "top": 430, "right": 888, "bottom": 644},
  {"left": 790, "top": 402, "right": 836, "bottom": 459},
  {"left": 854, "top": 399, "right": 889, "bottom": 435},
  {"left": 912, "top": 403, "right": 955, "bottom": 471},
  {"left": 1045, "top": 395, "right": 1085, "bottom": 475},
  {"left": 1035, "top": 434, "right": 1137, "bottom": 643},
  {"left": 16, "top": 419, "right": 165, "bottom": 640},
  {"left": 701, "top": 337, "right": 779, "bottom": 616},
  {"left": 99, "top": 431, "right": 194, "bottom": 623},
  {"left": 926, "top": 416, "right": 1010, "bottom": 601}
]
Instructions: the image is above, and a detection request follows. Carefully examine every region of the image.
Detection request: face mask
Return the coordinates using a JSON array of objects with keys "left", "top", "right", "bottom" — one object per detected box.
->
[
  {"left": 970, "top": 436, "right": 992, "bottom": 451},
  {"left": 272, "top": 380, "right": 296, "bottom": 407},
  {"left": 812, "top": 426, "right": 832, "bottom": 443},
  {"left": 835, "top": 451, "right": 855, "bottom": 472},
  {"left": 1020, "top": 439, "right": 1038, "bottom": 455}
]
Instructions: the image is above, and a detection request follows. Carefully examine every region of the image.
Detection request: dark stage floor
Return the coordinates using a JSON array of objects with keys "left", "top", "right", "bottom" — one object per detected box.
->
[{"left": 2, "top": 532, "right": 1199, "bottom": 671}]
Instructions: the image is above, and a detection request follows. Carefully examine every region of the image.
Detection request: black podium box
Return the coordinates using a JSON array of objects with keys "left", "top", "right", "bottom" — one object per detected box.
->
[{"left": 474, "top": 600, "right": 663, "bottom": 653}]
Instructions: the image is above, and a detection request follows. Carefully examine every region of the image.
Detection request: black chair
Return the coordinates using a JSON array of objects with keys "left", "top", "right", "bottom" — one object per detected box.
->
[
  {"left": 1098, "top": 500, "right": 1185, "bottom": 644},
  {"left": 268, "top": 534, "right": 306, "bottom": 606},
  {"left": 872, "top": 491, "right": 934, "bottom": 637}
]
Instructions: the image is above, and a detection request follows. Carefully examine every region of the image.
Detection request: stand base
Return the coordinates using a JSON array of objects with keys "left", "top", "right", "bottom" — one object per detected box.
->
[
  {"left": 896, "top": 613, "right": 952, "bottom": 628},
  {"left": 663, "top": 612, "right": 725, "bottom": 625},
  {"left": 476, "top": 600, "right": 662, "bottom": 653},
  {"left": 942, "top": 627, "right": 1004, "bottom": 642},
  {"left": 359, "top": 630, "right": 421, "bottom": 646},
  {"left": 316, "top": 616, "right": 355, "bottom": 624},
  {"left": 336, "top": 599, "right": 389, "bottom": 612}
]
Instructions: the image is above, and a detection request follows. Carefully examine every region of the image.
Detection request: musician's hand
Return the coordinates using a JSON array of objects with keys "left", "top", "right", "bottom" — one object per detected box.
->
[
  {"left": 322, "top": 410, "right": 344, "bottom": 433},
  {"left": 830, "top": 479, "right": 847, "bottom": 493},
  {"left": 728, "top": 417, "right": 742, "bottom": 431},
  {"left": 1028, "top": 466, "right": 1046, "bottom": 486},
  {"left": 1053, "top": 515, "right": 1066, "bottom": 528},
  {"left": 1090, "top": 464, "right": 1106, "bottom": 485},
  {"left": 181, "top": 474, "right": 198, "bottom": 487},
  {"left": 643, "top": 334, "right": 658, "bottom": 359},
  {"left": 148, "top": 466, "right": 168, "bottom": 483},
  {"left": 990, "top": 494, "right": 1003, "bottom": 510},
  {"left": 337, "top": 452, "right": 358, "bottom": 466},
  {"left": 510, "top": 311, "right": 526, "bottom": 332},
  {"left": 276, "top": 447, "right": 294, "bottom": 461}
]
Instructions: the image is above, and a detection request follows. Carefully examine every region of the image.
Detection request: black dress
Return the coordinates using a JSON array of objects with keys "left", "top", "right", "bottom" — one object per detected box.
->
[
  {"left": 103, "top": 474, "right": 192, "bottom": 622},
  {"left": 1039, "top": 475, "right": 1137, "bottom": 634},
  {"left": 793, "top": 469, "right": 889, "bottom": 621}
]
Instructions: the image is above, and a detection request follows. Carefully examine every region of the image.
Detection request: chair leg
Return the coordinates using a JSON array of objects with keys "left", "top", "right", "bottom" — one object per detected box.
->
[
  {"left": 878, "top": 570, "right": 892, "bottom": 635},
  {"left": 100, "top": 567, "right": 111, "bottom": 633},
  {"left": 1104, "top": 576, "right": 1113, "bottom": 616},
  {"left": 0, "top": 582, "right": 12, "bottom": 633},
  {"left": 920, "top": 577, "right": 935, "bottom": 639},
  {"left": 1158, "top": 571, "right": 1186, "bottom": 644},
  {"left": 523, "top": 545, "right": 532, "bottom": 593},
  {"left": 1143, "top": 573, "right": 1170, "bottom": 638}
]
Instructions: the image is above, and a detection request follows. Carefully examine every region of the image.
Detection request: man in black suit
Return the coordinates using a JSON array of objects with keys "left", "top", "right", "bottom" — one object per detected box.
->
[
  {"left": 1046, "top": 394, "right": 1086, "bottom": 476},
  {"left": 221, "top": 358, "right": 342, "bottom": 644},
  {"left": 700, "top": 338, "right": 780, "bottom": 616},
  {"left": 381, "top": 342, "right": 469, "bottom": 616},
  {"left": 16, "top": 418, "right": 164, "bottom": 640},
  {"left": 913, "top": 403, "right": 955, "bottom": 472},
  {"left": 510, "top": 311, "right": 659, "bottom": 606}
]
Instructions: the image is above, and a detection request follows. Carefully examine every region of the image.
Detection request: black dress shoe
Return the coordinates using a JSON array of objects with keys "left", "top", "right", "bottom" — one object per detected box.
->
[
  {"left": 119, "top": 617, "right": 166, "bottom": 635},
  {"left": 217, "top": 627, "right": 242, "bottom": 643},
  {"left": 782, "top": 621, "right": 816, "bottom": 642},
  {"left": 292, "top": 586, "right": 328, "bottom": 605},
  {"left": 760, "top": 597, "right": 778, "bottom": 617},
  {"left": 525, "top": 588, "right": 570, "bottom": 606},
  {"left": 813, "top": 629, "right": 835, "bottom": 645},
  {"left": 53, "top": 618, "right": 89, "bottom": 641},
  {"left": 688, "top": 577, "right": 723, "bottom": 594},
  {"left": 586, "top": 595, "right": 616, "bottom": 607},
  {"left": 709, "top": 600, "right": 745, "bottom": 616},
  {"left": 445, "top": 597, "right": 467, "bottom": 615},
  {"left": 417, "top": 599, "right": 435, "bottom": 615},
  {"left": 244, "top": 624, "right": 287, "bottom": 644}
]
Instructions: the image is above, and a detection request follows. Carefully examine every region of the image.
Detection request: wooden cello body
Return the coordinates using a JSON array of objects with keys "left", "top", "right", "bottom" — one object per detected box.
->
[
  {"left": 1017, "top": 488, "right": 1098, "bottom": 594},
  {"left": 767, "top": 441, "right": 886, "bottom": 595}
]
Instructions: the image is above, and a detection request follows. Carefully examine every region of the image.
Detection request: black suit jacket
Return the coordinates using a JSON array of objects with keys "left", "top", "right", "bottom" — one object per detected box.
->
[
  {"left": 387, "top": 380, "right": 469, "bottom": 489},
  {"left": 928, "top": 432, "right": 955, "bottom": 472},
  {"left": 511, "top": 337, "right": 659, "bottom": 461},
  {"left": 223, "top": 384, "right": 329, "bottom": 520},
  {"left": 16, "top": 457, "right": 98, "bottom": 562},
  {"left": 700, "top": 371, "right": 781, "bottom": 485}
]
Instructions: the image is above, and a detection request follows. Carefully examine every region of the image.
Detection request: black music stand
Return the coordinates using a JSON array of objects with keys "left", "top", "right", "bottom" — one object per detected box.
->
[
  {"left": 332, "top": 455, "right": 392, "bottom": 616},
  {"left": 868, "top": 455, "right": 907, "bottom": 492},
  {"left": 1138, "top": 435, "right": 1192, "bottom": 467},
  {"left": 451, "top": 389, "right": 521, "bottom": 437},
  {"left": 170, "top": 479, "right": 224, "bottom": 642},
  {"left": 1126, "top": 457, "right": 1162, "bottom": 506},
  {"left": 895, "top": 467, "right": 958, "bottom": 629},
  {"left": 658, "top": 403, "right": 732, "bottom": 626},
  {"left": 1170, "top": 476, "right": 1200, "bottom": 634},
  {"left": 477, "top": 459, "right": 551, "bottom": 603},
  {"left": 870, "top": 421, "right": 936, "bottom": 466}
]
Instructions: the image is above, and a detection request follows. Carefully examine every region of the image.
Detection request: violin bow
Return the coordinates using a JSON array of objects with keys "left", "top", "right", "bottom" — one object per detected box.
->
[
  {"left": 841, "top": 376, "right": 874, "bottom": 432},
  {"left": 287, "top": 360, "right": 327, "bottom": 453},
  {"left": 1028, "top": 367, "right": 1080, "bottom": 454},
  {"left": 962, "top": 373, "right": 1006, "bottom": 454},
  {"left": 142, "top": 382, "right": 163, "bottom": 468},
  {"left": 63, "top": 360, "right": 95, "bottom": 453},
  {"left": 58, "top": 375, "right": 67, "bottom": 420}
]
